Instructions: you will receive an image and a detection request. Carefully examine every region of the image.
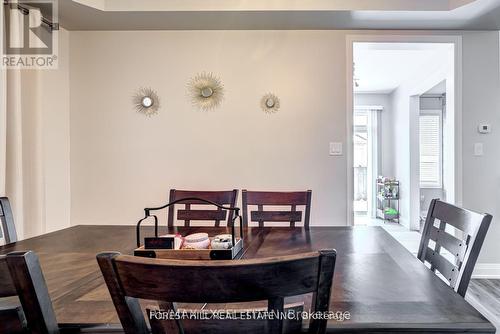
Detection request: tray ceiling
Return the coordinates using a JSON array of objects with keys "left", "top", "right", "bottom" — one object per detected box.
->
[{"left": 55, "top": 0, "right": 500, "bottom": 30}]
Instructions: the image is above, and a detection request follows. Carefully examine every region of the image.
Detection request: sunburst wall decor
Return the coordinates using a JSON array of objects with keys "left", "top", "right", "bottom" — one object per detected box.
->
[
  {"left": 133, "top": 87, "right": 160, "bottom": 116},
  {"left": 187, "top": 72, "right": 224, "bottom": 111},
  {"left": 260, "top": 93, "right": 280, "bottom": 114}
]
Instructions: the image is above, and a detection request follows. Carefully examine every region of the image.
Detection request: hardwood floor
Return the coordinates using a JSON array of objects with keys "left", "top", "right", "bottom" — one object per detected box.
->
[{"left": 467, "top": 279, "right": 500, "bottom": 333}]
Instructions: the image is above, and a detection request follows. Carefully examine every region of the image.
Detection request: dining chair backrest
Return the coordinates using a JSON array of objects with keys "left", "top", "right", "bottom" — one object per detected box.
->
[
  {"left": 0, "top": 197, "right": 17, "bottom": 244},
  {"left": 417, "top": 199, "right": 492, "bottom": 297},
  {"left": 97, "top": 249, "right": 336, "bottom": 334},
  {"left": 0, "top": 251, "right": 59, "bottom": 333},
  {"left": 242, "top": 190, "right": 312, "bottom": 228},
  {"left": 167, "top": 189, "right": 238, "bottom": 227}
]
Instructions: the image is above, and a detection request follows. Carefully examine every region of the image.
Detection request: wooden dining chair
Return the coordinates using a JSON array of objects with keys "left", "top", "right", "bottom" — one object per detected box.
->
[
  {"left": 167, "top": 189, "right": 238, "bottom": 227},
  {"left": 417, "top": 199, "right": 492, "bottom": 297},
  {"left": 242, "top": 190, "right": 312, "bottom": 228},
  {"left": 0, "top": 251, "right": 59, "bottom": 334},
  {"left": 97, "top": 249, "right": 336, "bottom": 334},
  {"left": 0, "top": 197, "right": 17, "bottom": 244}
]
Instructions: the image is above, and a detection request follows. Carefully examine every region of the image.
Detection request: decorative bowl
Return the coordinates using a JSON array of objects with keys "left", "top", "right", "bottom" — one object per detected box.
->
[{"left": 183, "top": 233, "right": 210, "bottom": 249}]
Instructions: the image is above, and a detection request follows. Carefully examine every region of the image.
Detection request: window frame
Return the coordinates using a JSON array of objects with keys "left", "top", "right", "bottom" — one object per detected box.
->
[{"left": 419, "top": 109, "right": 443, "bottom": 189}]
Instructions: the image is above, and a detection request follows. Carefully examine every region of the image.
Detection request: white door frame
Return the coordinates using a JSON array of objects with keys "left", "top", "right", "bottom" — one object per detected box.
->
[{"left": 345, "top": 34, "right": 463, "bottom": 227}]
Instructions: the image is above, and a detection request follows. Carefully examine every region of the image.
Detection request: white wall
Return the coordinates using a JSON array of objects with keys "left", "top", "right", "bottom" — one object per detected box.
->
[{"left": 388, "top": 47, "right": 453, "bottom": 230}]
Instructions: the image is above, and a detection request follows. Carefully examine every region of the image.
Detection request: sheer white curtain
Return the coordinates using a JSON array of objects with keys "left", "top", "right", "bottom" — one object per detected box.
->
[
  {"left": 1, "top": 5, "right": 26, "bottom": 240},
  {"left": 1, "top": 4, "right": 5, "bottom": 196},
  {"left": 1, "top": 7, "right": 46, "bottom": 240},
  {"left": 354, "top": 106, "right": 382, "bottom": 218},
  {"left": 0, "top": 3, "right": 5, "bottom": 243}
]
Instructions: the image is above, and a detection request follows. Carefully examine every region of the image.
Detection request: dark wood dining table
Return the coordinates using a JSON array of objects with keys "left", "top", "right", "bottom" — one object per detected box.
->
[{"left": 0, "top": 225, "right": 495, "bottom": 333}]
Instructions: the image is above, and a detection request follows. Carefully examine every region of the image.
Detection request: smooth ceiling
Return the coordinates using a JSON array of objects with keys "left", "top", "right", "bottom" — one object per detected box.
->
[{"left": 354, "top": 43, "right": 453, "bottom": 93}]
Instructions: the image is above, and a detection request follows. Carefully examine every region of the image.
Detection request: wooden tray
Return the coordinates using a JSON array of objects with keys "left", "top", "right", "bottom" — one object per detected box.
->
[{"left": 134, "top": 238, "right": 244, "bottom": 260}]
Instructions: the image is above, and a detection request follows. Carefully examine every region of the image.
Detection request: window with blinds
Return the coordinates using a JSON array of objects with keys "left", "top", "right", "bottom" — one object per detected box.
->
[{"left": 419, "top": 113, "right": 442, "bottom": 188}]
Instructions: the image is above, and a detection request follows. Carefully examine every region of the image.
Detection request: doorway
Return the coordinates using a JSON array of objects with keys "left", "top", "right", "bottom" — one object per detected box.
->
[{"left": 347, "top": 36, "right": 462, "bottom": 234}]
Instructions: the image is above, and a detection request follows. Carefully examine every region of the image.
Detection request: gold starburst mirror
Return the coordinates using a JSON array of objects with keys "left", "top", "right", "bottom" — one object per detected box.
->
[
  {"left": 187, "top": 72, "right": 224, "bottom": 111},
  {"left": 133, "top": 87, "right": 160, "bottom": 116},
  {"left": 260, "top": 93, "right": 280, "bottom": 114}
]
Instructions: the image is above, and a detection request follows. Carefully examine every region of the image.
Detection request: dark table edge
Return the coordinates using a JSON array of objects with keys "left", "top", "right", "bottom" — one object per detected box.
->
[
  {"left": 58, "top": 321, "right": 496, "bottom": 334},
  {"left": 3, "top": 225, "right": 497, "bottom": 333}
]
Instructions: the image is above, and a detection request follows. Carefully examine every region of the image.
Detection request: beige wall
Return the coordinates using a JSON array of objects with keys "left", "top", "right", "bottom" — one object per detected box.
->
[
  {"left": 69, "top": 30, "right": 500, "bottom": 269},
  {"left": 69, "top": 31, "right": 347, "bottom": 226}
]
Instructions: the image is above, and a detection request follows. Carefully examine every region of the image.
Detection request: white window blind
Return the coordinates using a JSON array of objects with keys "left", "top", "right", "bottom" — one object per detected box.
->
[{"left": 419, "top": 113, "right": 442, "bottom": 188}]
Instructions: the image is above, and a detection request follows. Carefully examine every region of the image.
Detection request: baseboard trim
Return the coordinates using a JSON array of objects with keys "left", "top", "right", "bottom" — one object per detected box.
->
[{"left": 472, "top": 263, "right": 500, "bottom": 279}]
